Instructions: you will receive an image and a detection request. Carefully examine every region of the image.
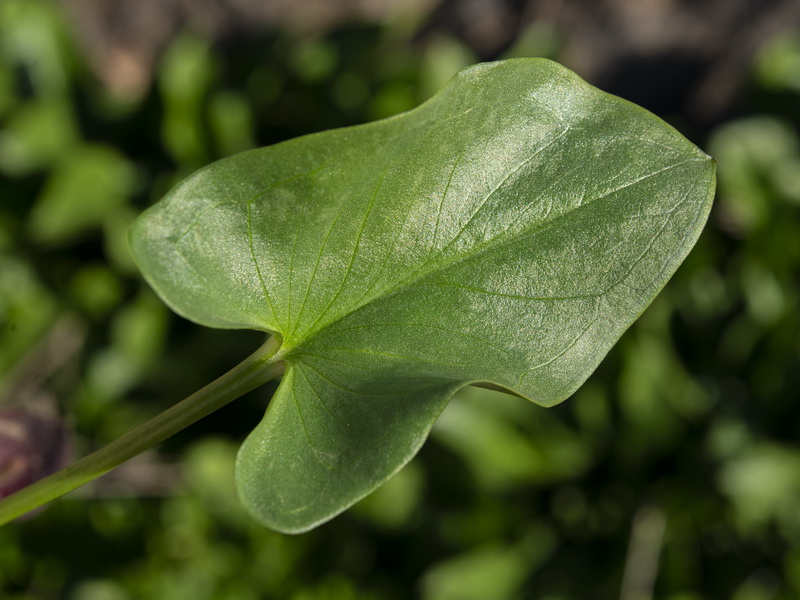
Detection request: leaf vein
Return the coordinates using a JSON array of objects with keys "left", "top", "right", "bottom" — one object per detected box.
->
[
  {"left": 429, "top": 149, "right": 466, "bottom": 259},
  {"left": 305, "top": 170, "right": 386, "bottom": 335},
  {"left": 290, "top": 376, "right": 335, "bottom": 470},
  {"left": 315, "top": 321, "right": 517, "bottom": 360},
  {"left": 296, "top": 366, "right": 348, "bottom": 425},
  {"left": 310, "top": 346, "right": 466, "bottom": 369},
  {"left": 291, "top": 199, "right": 350, "bottom": 339},
  {"left": 300, "top": 361, "right": 409, "bottom": 397},
  {"left": 416, "top": 280, "right": 602, "bottom": 303},
  {"left": 522, "top": 297, "right": 601, "bottom": 379},
  {"left": 435, "top": 123, "right": 570, "bottom": 258},
  {"left": 247, "top": 202, "right": 279, "bottom": 328}
]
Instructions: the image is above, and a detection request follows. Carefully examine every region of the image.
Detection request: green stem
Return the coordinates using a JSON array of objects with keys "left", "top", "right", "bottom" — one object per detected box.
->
[{"left": 0, "top": 336, "right": 285, "bottom": 526}]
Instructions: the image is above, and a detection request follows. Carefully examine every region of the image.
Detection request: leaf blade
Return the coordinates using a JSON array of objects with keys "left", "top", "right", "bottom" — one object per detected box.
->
[{"left": 130, "top": 58, "right": 715, "bottom": 532}]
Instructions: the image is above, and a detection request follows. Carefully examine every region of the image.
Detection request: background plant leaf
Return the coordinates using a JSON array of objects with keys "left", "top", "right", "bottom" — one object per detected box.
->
[{"left": 129, "top": 58, "right": 715, "bottom": 533}]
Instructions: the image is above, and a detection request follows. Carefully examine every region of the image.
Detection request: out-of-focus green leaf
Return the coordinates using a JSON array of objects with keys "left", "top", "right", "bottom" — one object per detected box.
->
[
  {"left": 756, "top": 31, "right": 800, "bottom": 93},
  {"left": 208, "top": 91, "right": 255, "bottom": 157},
  {"left": 741, "top": 260, "right": 786, "bottom": 325},
  {"left": 351, "top": 460, "right": 424, "bottom": 529},
  {"left": 0, "top": 99, "right": 78, "bottom": 175},
  {"left": 421, "top": 525, "right": 556, "bottom": 600},
  {"left": 69, "top": 266, "right": 124, "bottom": 319},
  {"left": 433, "top": 387, "right": 589, "bottom": 489},
  {"left": 370, "top": 80, "right": 416, "bottom": 119},
  {"left": 27, "top": 145, "right": 134, "bottom": 245},
  {"left": 290, "top": 39, "right": 338, "bottom": 84},
  {"left": 184, "top": 438, "right": 248, "bottom": 526},
  {"left": 709, "top": 117, "right": 800, "bottom": 233},
  {"left": 158, "top": 33, "right": 216, "bottom": 166},
  {"left": 83, "top": 290, "right": 168, "bottom": 403},
  {"left": 69, "top": 580, "right": 132, "bottom": 600},
  {"left": 0, "top": 255, "right": 58, "bottom": 375},
  {"left": 719, "top": 444, "right": 800, "bottom": 536},
  {"left": 731, "top": 571, "right": 781, "bottom": 600},
  {"left": 419, "top": 35, "right": 476, "bottom": 100},
  {"left": 502, "top": 22, "right": 561, "bottom": 61},
  {"left": 0, "top": 59, "right": 15, "bottom": 117},
  {"left": 0, "top": 0, "right": 74, "bottom": 97}
]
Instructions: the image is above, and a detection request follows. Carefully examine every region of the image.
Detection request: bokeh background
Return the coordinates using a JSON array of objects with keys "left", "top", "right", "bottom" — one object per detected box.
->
[{"left": 1, "top": 0, "right": 800, "bottom": 598}]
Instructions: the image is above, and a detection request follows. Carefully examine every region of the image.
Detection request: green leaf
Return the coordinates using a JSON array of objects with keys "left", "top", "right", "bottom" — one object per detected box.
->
[{"left": 129, "top": 58, "right": 715, "bottom": 533}]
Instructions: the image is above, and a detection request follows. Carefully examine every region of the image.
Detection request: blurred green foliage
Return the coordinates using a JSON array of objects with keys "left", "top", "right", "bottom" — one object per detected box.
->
[{"left": 1, "top": 0, "right": 799, "bottom": 598}]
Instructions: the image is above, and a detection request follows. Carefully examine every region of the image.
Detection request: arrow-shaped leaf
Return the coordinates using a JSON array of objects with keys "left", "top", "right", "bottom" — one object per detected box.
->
[{"left": 130, "top": 58, "right": 715, "bottom": 533}]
